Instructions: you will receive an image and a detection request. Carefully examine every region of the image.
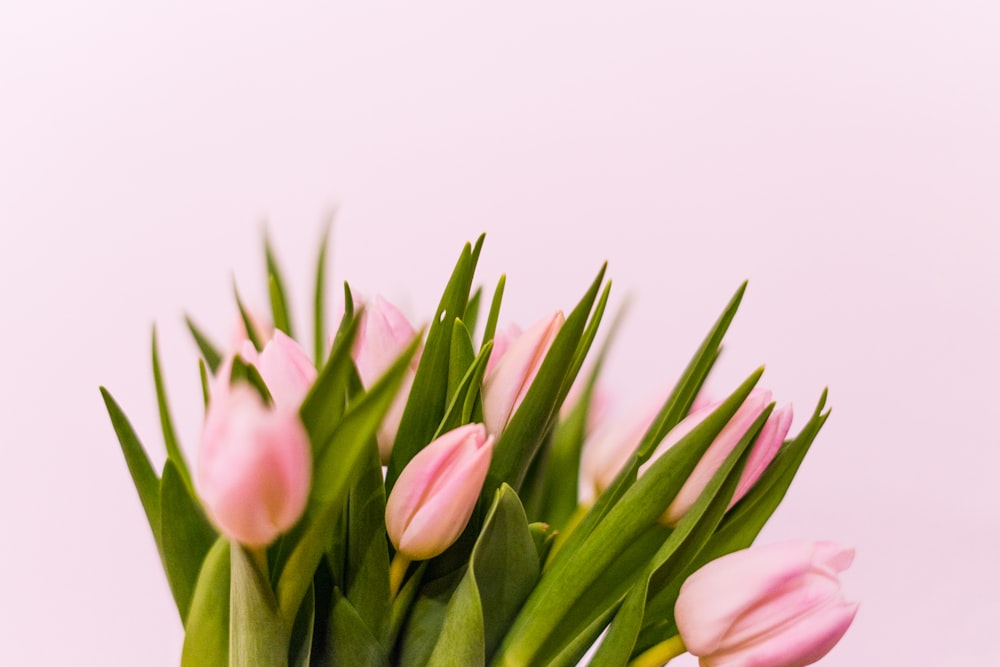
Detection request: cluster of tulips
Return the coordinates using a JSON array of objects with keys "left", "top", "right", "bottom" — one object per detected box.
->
[{"left": 104, "top": 234, "right": 856, "bottom": 666}]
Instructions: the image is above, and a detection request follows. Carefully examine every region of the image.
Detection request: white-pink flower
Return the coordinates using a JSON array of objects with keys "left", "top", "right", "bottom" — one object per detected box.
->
[
  {"left": 196, "top": 384, "right": 312, "bottom": 547},
  {"left": 675, "top": 540, "right": 858, "bottom": 667},
  {"left": 482, "top": 311, "right": 564, "bottom": 436},
  {"left": 385, "top": 424, "right": 494, "bottom": 560}
]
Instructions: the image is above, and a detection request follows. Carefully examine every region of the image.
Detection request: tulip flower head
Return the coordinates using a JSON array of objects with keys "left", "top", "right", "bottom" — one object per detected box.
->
[
  {"left": 675, "top": 540, "right": 858, "bottom": 667},
  {"left": 646, "top": 390, "right": 792, "bottom": 527},
  {"left": 385, "top": 423, "right": 494, "bottom": 560},
  {"left": 482, "top": 311, "right": 564, "bottom": 436},
  {"left": 352, "top": 295, "right": 421, "bottom": 463},
  {"left": 196, "top": 384, "right": 312, "bottom": 547}
]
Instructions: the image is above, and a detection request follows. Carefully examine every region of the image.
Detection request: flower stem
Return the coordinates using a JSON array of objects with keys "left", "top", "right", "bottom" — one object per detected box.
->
[
  {"left": 628, "top": 636, "right": 687, "bottom": 667},
  {"left": 389, "top": 553, "right": 411, "bottom": 599},
  {"left": 249, "top": 545, "right": 269, "bottom": 579}
]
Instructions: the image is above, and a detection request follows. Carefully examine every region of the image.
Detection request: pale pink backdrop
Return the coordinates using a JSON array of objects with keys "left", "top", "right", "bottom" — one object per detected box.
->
[{"left": 2, "top": 2, "right": 998, "bottom": 665}]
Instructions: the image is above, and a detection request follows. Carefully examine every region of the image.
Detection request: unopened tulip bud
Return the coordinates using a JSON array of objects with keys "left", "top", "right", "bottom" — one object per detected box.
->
[
  {"left": 196, "top": 384, "right": 312, "bottom": 547},
  {"left": 255, "top": 331, "right": 317, "bottom": 411},
  {"left": 385, "top": 424, "right": 494, "bottom": 560},
  {"left": 352, "top": 295, "right": 421, "bottom": 462},
  {"left": 675, "top": 540, "right": 858, "bottom": 667},
  {"left": 482, "top": 311, "right": 564, "bottom": 436},
  {"left": 484, "top": 322, "right": 523, "bottom": 376},
  {"left": 648, "top": 389, "right": 792, "bottom": 527}
]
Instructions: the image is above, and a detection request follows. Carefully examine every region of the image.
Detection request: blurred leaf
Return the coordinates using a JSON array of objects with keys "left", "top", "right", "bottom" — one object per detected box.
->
[
  {"left": 528, "top": 522, "right": 556, "bottom": 565},
  {"left": 181, "top": 538, "right": 230, "bottom": 667},
  {"left": 287, "top": 585, "right": 315, "bottom": 667},
  {"left": 230, "top": 545, "right": 289, "bottom": 667},
  {"left": 160, "top": 460, "right": 218, "bottom": 623},
  {"left": 228, "top": 355, "right": 273, "bottom": 405},
  {"left": 100, "top": 387, "right": 161, "bottom": 550},
  {"left": 234, "top": 279, "right": 264, "bottom": 352},
  {"left": 152, "top": 326, "right": 192, "bottom": 491},
  {"left": 198, "top": 359, "right": 210, "bottom": 408},
  {"left": 266, "top": 234, "right": 294, "bottom": 338},
  {"left": 185, "top": 315, "right": 223, "bottom": 373},
  {"left": 313, "top": 220, "right": 333, "bottom": 367},
  {"left": 386, "top": 236, "right": 484, "bottom": 491}
]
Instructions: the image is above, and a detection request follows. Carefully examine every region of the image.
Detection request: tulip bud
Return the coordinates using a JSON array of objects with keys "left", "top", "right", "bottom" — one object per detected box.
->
[
  {"left": 578, "top": 393, "right": 662, "bottom": 504},
  {"left": 675, "top": 540, "right": 858, "bottom": 667},
  {"left": 385, "top": 424, "right": 494, "bottom": 560},
  {"left": 482, "top": 311, "right": 564, "bottom": 436},
  {"left": 255, "top": 331, "right": 317, "bottom": 411},
  {"left": 484, "top": 322, "right": 523, "bottom": 376},
  {"left": 352, "top": 295, "right": 421, "bottom": 462},
  {"left": 647, "top": 389, "right": 792, "bottom": 527},
  {"left": 196, "top": 384, "right": 312, "bottom": 547}
]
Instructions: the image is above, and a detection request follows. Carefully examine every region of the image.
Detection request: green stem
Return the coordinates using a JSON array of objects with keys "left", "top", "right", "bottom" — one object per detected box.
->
[
  {"left": 628, "top": 636, "right": 687, "bottom": 667},
  {"left": 389, "top": 553, "right": 411, "bottom": 599}
]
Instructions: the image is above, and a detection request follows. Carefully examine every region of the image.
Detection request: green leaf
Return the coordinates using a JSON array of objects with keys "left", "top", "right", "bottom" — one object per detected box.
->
[
  {"left": 299, "top": 309, "right": 362, "bottom": 460},
  {"left": 266, "top": 234, "right": 294, "bottom": 338},
  {"left": 228, "top": 355, "right": 273, "bottom": 405},
  {"left": 464, "top": 286, "right": 483, "bottom": 338},
  {"left": 428, "top": 485, "right": 540, "bottom": 666},
  {"left": 152, "top": 326, "right": 193, "bottom": 491},
  {"left": 634, "top": 391, "right": 831, "bottom": 653},
  {"left": 313, "top": 221, "right": 333, "bottom": 367},
  {"left": 434, "top": 339, "right": 493, "bottom": 440},
  {"left": 343, "top": 434, "right": 391, "bottom": 644},
  {"left": 230, "top": 545, "right": 289, "bottom": 667},
  {"left": 545, "top": 282, "right": 745, "bottom": 573},
  {"left": 486, "top": 263, "right": 608, "bottom": 496},
  {"left": 395, "top": 567, "right": 466, "bottom": 667},
  {"left": 448, "top": 319, "right": 476, "bottom": 402},
  {"left": 234, "top": 279, "right": 264, "bottom": 352},
  {"left": 275, "top": 334, "right": 419, "bottom": 621},
  {"left": 160, "top": 460, "right": 218, "bottom": 623},
  {"left": 319, "top": 589, "right": 390, "bottom": 667},
  {"left": 181, "top": 538, "right": 230, "bottom": 667},
  {"left": 198, "top": 359, "right": 210, "bottom": 408},
  {"left": 589, "top": 407, "right": 769, "bottom": 666},
  {"left": 492, "top": 368, "right": 761, "bottom": 667},
  {"left": 186, "top": 315, "right": 223, "bottom": 373},
  {"left": 287, "top": 585, "right": 315, "bottom": 667},
  {"left": 100, "top": 387, "right": 161, "bottom": 550},
  {"left": 480, "top": 274, "right": 505, "bottom": 355},
  {"left": 386, "top": 237, "right": 483, "bottom": 491}
]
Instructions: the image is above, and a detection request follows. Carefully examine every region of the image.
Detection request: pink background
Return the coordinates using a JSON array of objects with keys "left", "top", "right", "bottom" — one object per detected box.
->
[{"left": 2, "top": 3, "right": 997, "bottom": 665}]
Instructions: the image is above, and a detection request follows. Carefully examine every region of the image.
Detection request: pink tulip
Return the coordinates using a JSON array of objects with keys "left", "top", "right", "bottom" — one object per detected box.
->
[
  {"left": 578, "top": 393, "right": 663, "bottom": 503},
  {"left": 352, "top": 295, "right": 421, "bottom": 462},
  {"left": 255, "top": 331, "right": 317, "bottom": 411},
  {"left": 645, "top": 390, "right": 792, "bottom": 527},
  {"left": 484, "top": 322, "right": 523, "bottom": 376},
  {"left": 675, "top": 540, "right": 858, "bottom": 667},
  {"left": 229, "top": 308, "right": 273, "bottom": 351},
  {"left": 482, "top": 311, "right": 564, "bottom": 436},
  {"left": 385, "top": 424, "right": 494, "bottom": 560},
  {"left": 196, "top": 384, "right": 312, "bottom": 547}
]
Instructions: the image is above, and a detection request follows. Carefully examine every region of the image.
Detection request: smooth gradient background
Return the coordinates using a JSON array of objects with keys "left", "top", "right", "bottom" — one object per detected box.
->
[{"left": 2, "top": 3, "right": 997, "bottom": 665}]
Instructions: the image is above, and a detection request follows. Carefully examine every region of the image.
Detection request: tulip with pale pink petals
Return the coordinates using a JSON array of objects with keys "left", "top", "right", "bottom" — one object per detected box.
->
[
  {"left": 215, "top": 331, "right": 317, "bottom": 411},
  {"left": 196, "top": 384, "right": 312, "bottom": 548},
  {"left": 482, "top": 311, "right": 564, "bottom": 436},
  {"left": 352, "top": 295, "right": 421, "bottom": 462},
  {"left": 385, "top": 423, "right": 494, "bottom": 561},
  {"left": 651, "top": 390, "right": 792, "bottom": 526},
  {"left": 675, "top": 540, "right": 858, "bottom": 667}
]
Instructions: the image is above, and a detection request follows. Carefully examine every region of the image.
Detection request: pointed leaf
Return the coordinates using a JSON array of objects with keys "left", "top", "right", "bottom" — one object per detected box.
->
[
  {"left": 186, "top": 315, "right": 223, "bottom": 373},
  {"left": 314, "top": 221, "right": 333, "bottom": 367},
  {"left": 160, "top": 460, "right": 218, "bottom": 623},
  {"left": 101, "top": 387, "right": 161, "bottom": 549},
  {"left": 181, "top": 538, "right": 230, "bottom": 667},
  {"left": 230, "top": 545, "right": 289, "bottom": 667},
  {"left": 152, "top": 326, "right": 192, "bottom": 490},
  {"left": 234, "top": 280, "right": 264, "bottom": 351},
  {"left": 265, "top": 234, "right": 294, "bottom": 338}
]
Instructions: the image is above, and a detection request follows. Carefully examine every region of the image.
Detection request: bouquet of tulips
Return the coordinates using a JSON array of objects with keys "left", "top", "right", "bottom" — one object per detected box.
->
[{"left": 103, "top": 232, "right": 857, "bottom": 667}]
